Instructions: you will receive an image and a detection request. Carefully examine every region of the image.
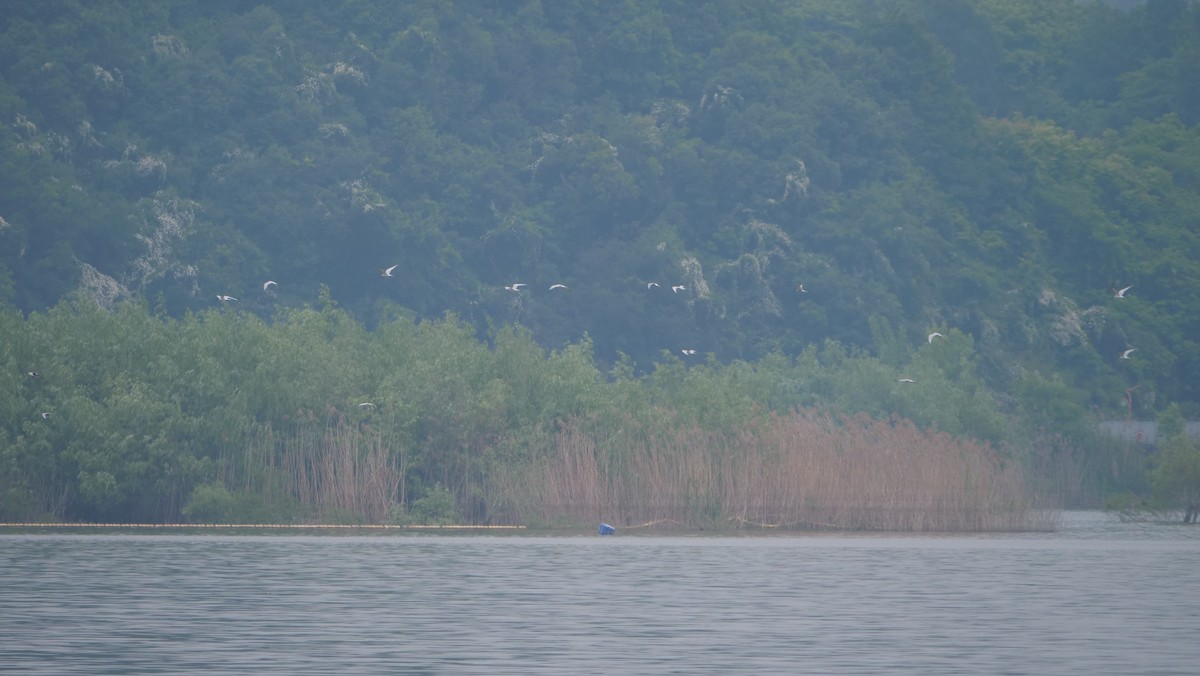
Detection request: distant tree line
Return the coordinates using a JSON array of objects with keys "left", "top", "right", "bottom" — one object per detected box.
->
[
  {"left": 2, "top": 297, "right": 1079, "bottom": 526},
  {"left": 2, "top": 1, "right": 1200, "bottom": 522}
]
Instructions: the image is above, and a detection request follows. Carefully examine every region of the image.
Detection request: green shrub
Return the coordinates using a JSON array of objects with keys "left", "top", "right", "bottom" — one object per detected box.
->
[
  {"left": 392, "top": 483, "right": 459, "bottom": 526},
  {"left": 181, "top": 483, "right": 239, "bottom": 524}
]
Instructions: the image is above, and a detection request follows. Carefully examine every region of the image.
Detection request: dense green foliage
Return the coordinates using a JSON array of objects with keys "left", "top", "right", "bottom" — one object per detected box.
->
[
  {"left": 1146, "top": 405, "right": 1200, "bottom": 521},
  {"left": 1107, "top": 405, "right": 1200, "bottom": 522},
  {"left": 3, "top": 300, "right": 1055, "bottom": 523},
  {"left": 2, "top": 1, "right": 1198, "bottom": 522}
]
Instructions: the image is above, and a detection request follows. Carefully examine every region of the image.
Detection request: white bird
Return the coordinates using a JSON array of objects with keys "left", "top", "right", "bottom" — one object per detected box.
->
[
  {"left": 263, "top": 280, "right": 277, "bottom": 291},
  {"left": 681, "top": 349, "right": 698, "bottom": 356},
  {"left": 504, "top": 283, "right": 526, "bottom": 292},
  {"left": 672, "top": 285, "right": 686, "bottom": 293},
  {"left": 380, "top": 265, "right": 398, "bottom": 277},
  {"left": 647, "top": 282, "right": 660, "bottom": 290},
  {"left": 216, "top": 295, "right": 238, "bottom": 302},
  {"left": 358, "top": 402, "right": 376, "bottom": 408},
  {"left": 1114, "top": 285, "right": 1132, "bottom": 299},
  {"left": 549, "top": 283, "right": 568, "bottom": 291},
  {"left": 40, "top": 412, "right": 50, "bottom": 419},
  {"left": 796, "top": 283, "right": 807, "bottom": 293},
  {"left": 27, "top": 371, "right": 40, "bottom": 378},
  {"left": 928, "top": 332, "right": 944, "bottom": 344},
  {"left": 897, "top": 378, "right": 916, "bottom": 383},
  {"left": 1121, "top": 348, "right": 1136, "bottom": 360}
]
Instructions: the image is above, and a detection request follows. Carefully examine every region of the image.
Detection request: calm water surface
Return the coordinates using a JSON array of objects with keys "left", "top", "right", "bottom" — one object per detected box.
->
[{"left": 2, "top": 511, "right": 1199, "bottom": 674}]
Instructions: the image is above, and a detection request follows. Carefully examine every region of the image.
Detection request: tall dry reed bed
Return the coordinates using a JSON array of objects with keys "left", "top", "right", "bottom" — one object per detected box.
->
[
  {"left": 219, "top": 422, "right": 403, "bottom": 523},
  {"left": 492, "top": 409, "right": 1056, "bottom": 532}
]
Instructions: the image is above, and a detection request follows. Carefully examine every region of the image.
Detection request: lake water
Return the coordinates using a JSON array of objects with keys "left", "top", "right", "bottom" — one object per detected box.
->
[{"left": 2, "top": 511, "right": 1199, "bottom": 674}]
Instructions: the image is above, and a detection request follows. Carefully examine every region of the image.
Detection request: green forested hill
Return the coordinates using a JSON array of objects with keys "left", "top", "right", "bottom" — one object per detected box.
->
[{"left": 2, "top": 0, "right": 1199, "bottom": 523}]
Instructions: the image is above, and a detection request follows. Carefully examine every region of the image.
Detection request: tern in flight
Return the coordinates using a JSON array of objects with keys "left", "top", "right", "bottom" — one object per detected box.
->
[
  {"left": 504, "top": 283, "right": 526, "bottom": 292},
  {"left": 27, "top": 371, "right": 40, "bottom": 378},
  {"left": 549, "top": 284, "right": 568, "bottom": 291},
  {"left": 672, "top": 285, "right": 686, "bottom": 293},
  {"left": 928, "top": 332, "right": 944, "bottom": 344},
  {"left": 40, "top": 412, "right": 50, "bottom": 419},
  {"left": 681, "top": 349, "right": 698, "bottom": 356},
  {"left": 897, "top": 378, "right": 916, "bottom": 383},
  {"left": 380, "top": 265, "right": 398, "bottom": 277},
  {"left": 647, "top": 282, "right": 660, "bottom": 290},
  {"left": 216, "top": 295, "right": 238, "bottom": 302},
  {"left": 1121, "top": 348, "right": 1136, "bottom": 360},
  {"left": 358, "top": 402, "right": 376, "bottom": 408},
  {"left": 1114, "top": 285, "right": 1132, "bottom": 299},
  {"left": 796, "top": 283, "right": 807, "bottom": 293},
  {"left": 263, "top": 280, "right": 277, "bottom": 291}
]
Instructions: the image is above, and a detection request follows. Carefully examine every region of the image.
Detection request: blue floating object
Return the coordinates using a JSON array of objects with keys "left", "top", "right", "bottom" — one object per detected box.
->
[{"left": 598, "top": 523, "right": 615, "bottom": 535}]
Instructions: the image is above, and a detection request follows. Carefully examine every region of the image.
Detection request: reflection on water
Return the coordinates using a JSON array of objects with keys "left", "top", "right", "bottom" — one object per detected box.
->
[{"left": 3, "top": 512, "right": 1199, "bottom": 674}]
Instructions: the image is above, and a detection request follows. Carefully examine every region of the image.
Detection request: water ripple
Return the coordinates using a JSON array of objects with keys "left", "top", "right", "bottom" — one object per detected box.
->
[{"left": 3, "top": 513, "right": 1199, "bottom": 674}]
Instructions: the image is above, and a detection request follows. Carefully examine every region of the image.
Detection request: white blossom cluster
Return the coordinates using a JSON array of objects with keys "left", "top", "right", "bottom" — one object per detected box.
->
[
  {"left": 90, "top": 64, "right": 123, "bottom": 89},
  {"left": 77, "top": 120, "right": 102, "bottom": 148},
  {"left": 135, "top": 155, "right": 164, "bottom": 177},
  {"left": 634, "top": 100, "right": 691, "bottom": 148},
  {"left": 319, "top": 122, "right": 350, "bottom": 139},
  {"left": 719, "top": 253, "right": 783, "bottom": 319},
  {"left": 12, "top": 115, "right": 45, "bottom": 157},
  {"left": 524, "top": 132, "right": 558, "bottom": 174},
  {"left": 649, "top": 99, "right": 691, "bottom": 129},
  {"left": 330, "top": 61, "right": 367, "bottom": 85},
  {"left": 296, "top": 71, "right": 336, "bottom": 102},
  {"left": 526, "top": 128, "right": 624, "bottom": 176},
  {"left": 979, "top": 318, "right": 1001, "bottom": 350},
  {"left": 297, "top": 61, "right": 367, "bottom": 103},
  {"left": 77, "top": 261, "right": 130, "bottom": 311},
  {"left": 128, "top": 194, "right": 199, "bottom": 294},
  {"left": 13, "top": 117, "right": 72, "bottom": 159},
  {"left": 222, "top": 147, "right": 253, "bottom": 162},
  {"left": 716, "top": 219, "right": 793, "bottom": 319},
  {"left": 16, "top": 140, "right": 44, "bottom": 157},
  {"left": 13, "top": 114, "right": 38, "bottom": 137},
  {"left": 398, "top": 26, "right": 440, "bottom": 52},
  {"left": 103, "top": 144, "right": 167, "bottom": 180},
  {"left": 597, "top": 136, "right": 622, "bottom": 171},
  {"left": 778, "top": 159, "right": 810, "bottom": 202},
  {"left": 700, "top": 84, "right": 738, "bottom": 110},
  {"left": 45, "top": 131, "right": 72, "bottom": 160},
  {"left": 1038, "top": 286, "right": 1107, "bottom": 347},
  {"left": 151, "top": 34, "right": 189, "bottom": 58},
  {"left": 341, "top": 177, "right": 386, "bottom": 212},
  {"left": 679, "top": 256, "right": 711, "bottom": 300},
  {"left": 745, "top": 219, "right": 793, "bottom": 262}
]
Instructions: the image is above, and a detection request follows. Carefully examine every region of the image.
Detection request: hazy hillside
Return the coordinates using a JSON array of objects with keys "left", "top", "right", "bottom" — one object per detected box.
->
[{"left": 3, "top": 0, "right": 1199, "bottom": 522}]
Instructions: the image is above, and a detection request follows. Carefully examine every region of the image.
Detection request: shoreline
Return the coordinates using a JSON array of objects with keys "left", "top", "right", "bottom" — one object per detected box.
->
[{"left": 0, "top": 522, "right": 526, "bottom": 530}]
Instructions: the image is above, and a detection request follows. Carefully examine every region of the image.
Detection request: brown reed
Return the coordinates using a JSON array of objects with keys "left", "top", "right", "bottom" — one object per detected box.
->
[
  {"left": 492, "top": 409, "right": 1056, "bottom": 532},
  {"left": 225, "top": 421, "right": 403, "bottom": 523}
]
